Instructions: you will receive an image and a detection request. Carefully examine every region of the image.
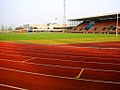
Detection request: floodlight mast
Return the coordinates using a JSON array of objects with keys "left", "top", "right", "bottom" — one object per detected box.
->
[{"left": 63, "top": 0, "right": 66, "bottom": 33}]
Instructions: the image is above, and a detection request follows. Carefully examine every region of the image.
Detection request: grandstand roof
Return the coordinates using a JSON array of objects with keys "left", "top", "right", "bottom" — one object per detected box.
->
[{"left": 68, "top": 13, "right": 120, "bottom": 22}]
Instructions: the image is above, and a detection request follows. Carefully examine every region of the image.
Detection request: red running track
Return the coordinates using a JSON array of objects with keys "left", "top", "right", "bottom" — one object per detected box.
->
[{"left": 0, "top": 41, "right": 120, "bottom": 90}]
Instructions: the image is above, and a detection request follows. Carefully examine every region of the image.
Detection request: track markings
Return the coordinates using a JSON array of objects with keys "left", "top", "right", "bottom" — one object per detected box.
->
[
  {"left": 0, "top": 66, "right": 120, "bottom": 85},
  {"left": 0, "top": 83, "right": 28, "bottom": 90},
  {"left": 57, "top": 45, "right": 120, "bottom": 50},
  {"left": 20, "top": 57, "right": 36, "bottom": 64},
  {"left": 0, "top": 51, "right": 120, "bottom": 62},
  {"left": 1, "top": 58, "right": 120, "bottom": 73},
  {"left": 76, "top": 69, "right": 84, "bottom": 79}
]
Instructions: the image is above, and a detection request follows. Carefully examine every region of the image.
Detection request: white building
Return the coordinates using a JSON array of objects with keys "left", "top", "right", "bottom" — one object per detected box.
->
[{"left": 23, "top": 23, "right": 71, "bottom": 32}]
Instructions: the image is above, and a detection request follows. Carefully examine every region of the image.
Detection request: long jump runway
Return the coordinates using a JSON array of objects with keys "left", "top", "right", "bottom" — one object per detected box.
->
[{"left": 0, "top": 41, "right": 120, "bottom": 90}]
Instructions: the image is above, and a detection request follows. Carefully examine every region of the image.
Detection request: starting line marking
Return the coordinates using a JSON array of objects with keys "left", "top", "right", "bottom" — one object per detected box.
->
[
  {"left": 76, "top": 69, "right": 84, "bottom": 79},
  {"left": 0, "top": 83, "right": 28, "bottom": 90}
]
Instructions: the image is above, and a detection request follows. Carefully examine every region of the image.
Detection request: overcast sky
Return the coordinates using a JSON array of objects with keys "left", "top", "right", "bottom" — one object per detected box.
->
[{"left": 0, "top": 0, "right": 119, "bottom": 27}]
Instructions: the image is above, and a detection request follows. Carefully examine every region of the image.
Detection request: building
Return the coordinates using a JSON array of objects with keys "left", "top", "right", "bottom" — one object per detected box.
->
[{"left": 23, "top": 23, "right": 71, "bottom": 33}]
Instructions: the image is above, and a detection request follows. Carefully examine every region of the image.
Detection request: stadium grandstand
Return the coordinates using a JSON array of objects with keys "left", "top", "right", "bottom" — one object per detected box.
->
[{"left": 68, "top": 13, "right": 120, "bottom": 34}]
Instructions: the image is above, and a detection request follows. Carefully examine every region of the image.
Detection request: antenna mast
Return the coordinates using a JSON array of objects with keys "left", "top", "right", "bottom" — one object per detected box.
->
[{"left": 63, "top": 0, "right": 66, "bottom": 33}]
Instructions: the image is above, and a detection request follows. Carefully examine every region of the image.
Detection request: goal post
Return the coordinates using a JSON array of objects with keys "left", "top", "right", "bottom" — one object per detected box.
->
[{"left": 116, "top": 13, "right": 119, "bottom": 37}]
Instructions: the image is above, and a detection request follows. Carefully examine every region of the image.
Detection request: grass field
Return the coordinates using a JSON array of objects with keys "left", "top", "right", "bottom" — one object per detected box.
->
[{"left": 0, "top": 33, "right": 120, "bottom": 44}]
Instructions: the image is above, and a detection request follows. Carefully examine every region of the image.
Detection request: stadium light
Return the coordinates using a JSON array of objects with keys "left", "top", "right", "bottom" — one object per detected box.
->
[{"left": 63, "top": 0, "right": 66, "bottom": 33}]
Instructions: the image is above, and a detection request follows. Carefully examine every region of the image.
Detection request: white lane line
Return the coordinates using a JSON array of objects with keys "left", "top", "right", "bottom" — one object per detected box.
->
[
  {"left": 1, "top": 46, "right": 120, "bottom": 57},
  {"left": 1, "top": 51, "right": 117, "bottom": 66},
  {"left": 0, "top": 83, "right": 28, "bottom": 90},
  {"left": 0, "top": 53, "right": 31, "bottom": 58},
  {"left": 24, "top": 57, "right": 120, "bottom": 66},
  {"left": 2, "top": 41, "right": 120, "bottom": 50},
  {"left": 1, "top": 48, "right": 120, "bottom": 58},
  {"left": 0, "top": 51, "right": 120, "bottom": 61},
  {"left": 57, "top": 45, "right": 120, "bottom": 50},
  {"left": 1, "top": 42, "right": 120, "bottom": 55},
  {"left": 20, "top": 57, "right": 37, "bottom": 63},
  {"left": 18, "top": 56, "right": 120, "bottom": 67},
  {"left": 101, "top": 47, "right": 120, "bottom": 50},
  {"left": 0, "top": 43, "right": 120, "bottom": 52},
  {"left": 0, "top": 51, "right": 120, "bottom": 64},
  {"left": 0, "top": 58, "right": 120, "bottom": 73},
  {"left": 20, "top": 62, "right": 120, "bottom": 73},
  {"left": 0, "top": 66, "right": 120, "bottom": 85},
  {"left": 58, "top": 46, "right": 99, "bottom": 49}
]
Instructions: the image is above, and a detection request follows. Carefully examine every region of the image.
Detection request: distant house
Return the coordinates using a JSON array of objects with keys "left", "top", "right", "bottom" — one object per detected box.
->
[{"left": 14, "top": 27, "right": 26, "bottom": 33}]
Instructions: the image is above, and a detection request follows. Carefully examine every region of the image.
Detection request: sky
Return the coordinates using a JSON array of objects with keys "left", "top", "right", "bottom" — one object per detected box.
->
[{"left": 0, "top": 0, "right": 120, "bottom": 27}]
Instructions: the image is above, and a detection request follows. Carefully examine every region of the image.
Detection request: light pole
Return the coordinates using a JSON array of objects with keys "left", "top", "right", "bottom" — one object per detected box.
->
[{"left": 63, "top": 0, "right": 66, "bottom": 33}]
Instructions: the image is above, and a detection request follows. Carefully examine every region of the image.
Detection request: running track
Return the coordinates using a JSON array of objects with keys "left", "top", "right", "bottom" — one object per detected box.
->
[{"left": 0, "top": 41, "right": 120, "bottom": 90}]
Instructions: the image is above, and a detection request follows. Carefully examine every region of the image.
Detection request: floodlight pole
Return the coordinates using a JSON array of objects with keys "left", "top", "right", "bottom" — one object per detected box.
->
[
  {"left": 116, "top": 13, "right": 119, "bottom": 37},
  {"left": 63, "top": 0, "right": 66, "bottom": 33}
]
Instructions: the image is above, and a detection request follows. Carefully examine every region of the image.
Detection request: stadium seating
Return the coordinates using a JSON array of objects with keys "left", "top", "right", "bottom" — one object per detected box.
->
[
  {"left": 69, "top": 22, "right": 89, "bottom": 33},
  {"left": 70, "top": 19, "right": 120, "bottom": 34}
]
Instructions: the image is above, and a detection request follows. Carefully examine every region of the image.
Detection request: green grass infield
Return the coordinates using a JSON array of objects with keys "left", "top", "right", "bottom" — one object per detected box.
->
[{"left": 0, "top": 33, "right": 120, "bottom": 45}]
